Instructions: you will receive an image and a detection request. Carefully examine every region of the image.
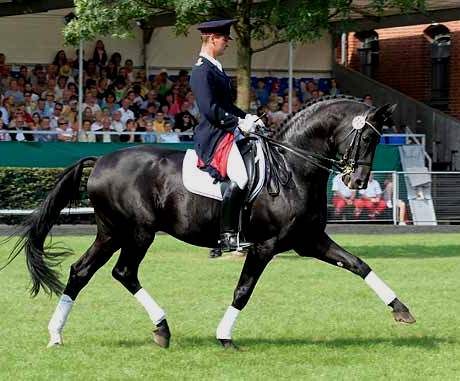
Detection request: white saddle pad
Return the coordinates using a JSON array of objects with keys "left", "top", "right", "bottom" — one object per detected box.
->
[{"left": 182, "top": 141, "right": 266, "bottom": 201}]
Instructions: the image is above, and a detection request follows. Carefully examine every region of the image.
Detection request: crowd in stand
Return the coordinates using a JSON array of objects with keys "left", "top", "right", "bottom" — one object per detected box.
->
[{"left": 0, "top": 41, "right": 340, "bottom": 143}]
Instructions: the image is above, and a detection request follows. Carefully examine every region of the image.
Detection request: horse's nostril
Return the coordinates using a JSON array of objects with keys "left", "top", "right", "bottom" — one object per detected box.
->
[{"left": 355, "top": 179, "right": 363, "bottom": 188}]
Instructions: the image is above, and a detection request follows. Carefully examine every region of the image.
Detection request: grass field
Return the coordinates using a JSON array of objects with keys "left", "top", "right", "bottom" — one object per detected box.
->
[{"left": 0, "top": 233, "right": 459, "bottom": 380}]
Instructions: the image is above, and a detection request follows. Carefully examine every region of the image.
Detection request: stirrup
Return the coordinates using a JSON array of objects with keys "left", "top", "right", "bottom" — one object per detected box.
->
[{"left": 219, "top": 232, "right": 252, "bottom": 252}]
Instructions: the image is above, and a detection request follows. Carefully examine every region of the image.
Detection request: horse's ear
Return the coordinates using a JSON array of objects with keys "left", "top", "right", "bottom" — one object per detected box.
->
[{"left": 372, "top": 103, "right": 397, "bottom": 120}]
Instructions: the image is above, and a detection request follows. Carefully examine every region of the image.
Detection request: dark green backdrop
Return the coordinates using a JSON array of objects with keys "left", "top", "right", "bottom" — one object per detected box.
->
[{"left": 0, "top": 142, "right": 402, "bottom": 170}]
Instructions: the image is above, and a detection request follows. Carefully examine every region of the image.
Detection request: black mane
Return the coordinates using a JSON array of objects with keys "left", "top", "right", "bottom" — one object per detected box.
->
[{"left": 273, "top": 95, "right": 367, "bottom": 141}]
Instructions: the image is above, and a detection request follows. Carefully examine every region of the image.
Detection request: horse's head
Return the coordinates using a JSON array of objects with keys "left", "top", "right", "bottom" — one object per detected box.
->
[{"left": 337, "top": 103, "right": 397, "bottom": 189}]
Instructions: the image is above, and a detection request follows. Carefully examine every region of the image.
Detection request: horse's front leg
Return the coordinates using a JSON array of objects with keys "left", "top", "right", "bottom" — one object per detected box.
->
[
  {"left": 295, "top": 231, "right": 415, "bottom": 324},
  {"left": 216, "top": 245, "right": 273, "bottom": 349}
]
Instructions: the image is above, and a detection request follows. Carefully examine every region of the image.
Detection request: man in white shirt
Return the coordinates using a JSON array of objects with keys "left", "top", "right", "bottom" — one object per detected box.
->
[
  {"left": 117, "top": 98, "right": 135, "bottom": 126},
  {"left": 332, "top": 173, "right": 356, "bottom": 219},
  {"left": 354, "top": 173, "right": 387, "bottom": 218}
]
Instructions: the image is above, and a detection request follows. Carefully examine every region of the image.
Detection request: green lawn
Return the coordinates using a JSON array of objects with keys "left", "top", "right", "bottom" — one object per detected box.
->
[{"left": 0, "top": 234, "right": 459, "bottom": 380}]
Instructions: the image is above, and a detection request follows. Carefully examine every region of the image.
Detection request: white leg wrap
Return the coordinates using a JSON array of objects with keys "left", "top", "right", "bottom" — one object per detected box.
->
[
  {"left": 134, "top": 288, "right": 166, "bottom": 325},
  {"left": 216, "top": 306, "right": 240, "bottom": 340},
  {"left": 48, "top": 294, "right": 74, "bottom": 345},
  {"left": 364, "top": 271, "right": 397, "bottom": 305}
]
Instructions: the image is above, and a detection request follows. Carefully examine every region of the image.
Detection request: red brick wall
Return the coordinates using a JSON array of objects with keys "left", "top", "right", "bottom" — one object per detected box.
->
[{"left": 344, "top": 22, "right": 460, "bottom": 120}]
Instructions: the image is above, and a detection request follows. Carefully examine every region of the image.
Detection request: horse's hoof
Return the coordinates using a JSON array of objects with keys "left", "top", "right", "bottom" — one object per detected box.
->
[
  {"left": 219, "top": 339, "right": 238, "bottom": 351},
  {"left": 153, "top": 319, "right": 171, "bottom": 349},
  {"left": 393, "top": 310, "right": 416, "bottom": 324}
]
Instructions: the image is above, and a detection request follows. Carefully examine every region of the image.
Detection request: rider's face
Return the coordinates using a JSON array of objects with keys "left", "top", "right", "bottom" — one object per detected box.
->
[{"left": 213, "top": 35, "right": 230, "bottom": 56}]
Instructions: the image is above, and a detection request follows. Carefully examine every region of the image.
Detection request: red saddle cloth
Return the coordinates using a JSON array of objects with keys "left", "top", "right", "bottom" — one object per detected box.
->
[{"left": 197, "top": 132, "right": 235, "bottom": 179}]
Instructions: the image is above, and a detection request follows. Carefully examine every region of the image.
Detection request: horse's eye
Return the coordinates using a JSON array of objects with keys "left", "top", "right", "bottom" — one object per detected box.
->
[{"left": 362, "top": 136, "right": 370, "bottom": 142}]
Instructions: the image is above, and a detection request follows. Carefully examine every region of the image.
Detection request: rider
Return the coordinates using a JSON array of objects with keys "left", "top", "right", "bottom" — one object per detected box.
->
[{"left": 190, "top": 19, "right": 264, "bottom": 252}]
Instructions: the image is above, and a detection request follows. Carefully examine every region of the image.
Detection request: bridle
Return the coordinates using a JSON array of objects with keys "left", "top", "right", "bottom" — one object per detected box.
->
[{"left": 338, "top": 111, "right": 382, "bottom": 175}]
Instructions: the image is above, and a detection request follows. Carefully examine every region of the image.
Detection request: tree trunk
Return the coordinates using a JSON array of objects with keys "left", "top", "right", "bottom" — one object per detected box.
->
[
  {"left": 235, "top": 0, "right": 252, "bottom": 112},
  {"left": 235, "top": 37, "right": 251, "bottom": 112}
]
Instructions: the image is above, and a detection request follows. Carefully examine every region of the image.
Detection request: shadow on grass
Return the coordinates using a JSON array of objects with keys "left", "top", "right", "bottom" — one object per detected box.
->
[
  {"left": 104, "top": 335, "right": 454, "bottom": 350},
  {"left": 277, "top": 245, "right": 460, "bottom": 260}
]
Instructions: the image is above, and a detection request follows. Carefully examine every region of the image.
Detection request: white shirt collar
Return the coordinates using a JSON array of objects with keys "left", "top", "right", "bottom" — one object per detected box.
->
[{"left": 199, "top": 51, "right": 223, "bottom": 72}]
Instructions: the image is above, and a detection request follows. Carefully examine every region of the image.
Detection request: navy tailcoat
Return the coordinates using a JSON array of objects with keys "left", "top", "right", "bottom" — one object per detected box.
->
[{"left": 190, "top": 56, "right": 246, "bottom": 173}]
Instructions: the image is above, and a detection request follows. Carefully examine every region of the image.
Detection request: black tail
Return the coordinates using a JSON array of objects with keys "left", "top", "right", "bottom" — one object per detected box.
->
[{"left": 6, "top": 157, "right": 97, "bottom": 297}]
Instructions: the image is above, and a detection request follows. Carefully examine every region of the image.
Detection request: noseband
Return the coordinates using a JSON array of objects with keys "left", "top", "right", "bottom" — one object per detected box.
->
[{"left": 339, "top": 112, "right": 381, "bottom": 175}]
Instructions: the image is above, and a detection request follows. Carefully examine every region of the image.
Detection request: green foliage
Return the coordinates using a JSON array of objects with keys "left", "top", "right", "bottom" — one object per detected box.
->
[
  {"left": 0, "top": 167, "right": 92, "bottom": 224},
  {"left": 65, "top": 0, "right": 426, "bottom": 48}
]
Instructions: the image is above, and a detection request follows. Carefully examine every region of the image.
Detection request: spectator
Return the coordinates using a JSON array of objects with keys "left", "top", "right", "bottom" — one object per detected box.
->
[
  {"left": 46, "top": 64, "right": 58, "bottom": 81},
  {"left": 91, "top": 111, "right": 104, "bottom": 136},
  {"left": 332, "top": 173, "right": 356, "bottom": 219},
  {"left": 35, "top": 98, "right": 49, "bottom": 118},
  {"left": 4, "top": 79, "right": 24, "bottom": 104},
  {"left": 50, "top": 102, "right": 63, "bottom": 129},
  {"left": 83, "top": 106, "right": 94, "bottom": 123},
  {"left": 106, "top": 60, "right": 118, "bottom": 81},
  {"left": 152, "top": 111, "right": 169, "bottom": 134},
  {"left": 82, "top": 94, "right": 101, "bottom": 114},
  {"left": 110, "top": 52, "right": 122, "bottom": 69},
  {"left": 271, "top": 101, "right": 289, "bottom": 128},
  {"left": 329, "top": 78, "right": 340, "bottom": 96},
  {"left": 96, "top": 78, "right": 109, "bottom": 101},
  {"left": 52, "top": 50, "right": 68, "bottom": 69},
  {"left": 142, "top": 120, "right": 157, "bottom": 143},
  {"left": 254, "top": 79, "right": 269, "bottom": 106},
  {"left": 124, "top": 59, "right": 135, "bottom": 83},
  {"left": 78, "top": 119, "right": 96, "bottom": 142},
  {"left": 117, "top": 98, "right": 135, "bottom": 126},
  {"left": 30, "top": 112, "right": 41, "bottom": 132},
  {"left": 185, "top": 90, "right": 200, "bottom": 120},
  {"left": 143, "top": 103, "right": 157, "bottom": 121},
  {"left": 23, "top": 91, "right": 37, "bottom": 114},
  {"left": 0, "top": 101, "right": 10, "bottom": 125},
  {"left": 100, "top": 117, "right": 113, "bottom": 143},
  {"left": 84, "top": 60, "right": 98, "bottom": 82},
  {"left": 100, "top": 92, "right": 118, "bottom": 116},
  {"left": 19, "top": 65, "right": 31, "bottom": 82},
  {"left": 0, "top": 119, "right": 10, "bottom": 141},
  {"left": 383, "top": 176, "right": 408, "bottom": 225},
  {"left": 44, "top": 91, "right": 56, "bottom": 115},
  {"left": 112, "top": 76, "right": 128, "bottom": 102},
  {"left": 111, "top": 110, "right": 124, "bottom": 132},
  {"left": 152, "top": 70, "right": 172, "bottom": 98},
  {"left": 125, "top": 119, "right": 140, "bottom": 143},
  {"left": 363, "top": 94, "right": 373, "bottom": 106},
  {"left": 55, "top": 76, "right": 68, "bottom": 101},
  {"left": 32, "top": 66, "right": 48, "bottom": 94},
  {"left": 36, "top": 116, "right": 56, "bottom": 142},
  {"left": 141, "top": 90, "right": 160, "bottom": 111},
  {"left": 92, "top": 40, "right": 108, "bottom": 69},
  {"left": 56, "top": 117, "right": 73, "bottom": 142},
  {"left": 24, "top": 83, "right": 40, "bottom": 102},
  {"left": 353, "top": 173, "right": 387, "bottom": 219}
]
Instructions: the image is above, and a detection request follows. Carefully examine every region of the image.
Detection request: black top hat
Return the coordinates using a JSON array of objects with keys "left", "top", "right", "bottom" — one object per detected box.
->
[{"left": 197, "top": 19, "right": 236, "bottom": 39}]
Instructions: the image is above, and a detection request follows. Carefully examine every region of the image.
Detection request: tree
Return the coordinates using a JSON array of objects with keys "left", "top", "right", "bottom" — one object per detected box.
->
[{"left": 65, "top": 0, "right": 425, "bottom": 110}]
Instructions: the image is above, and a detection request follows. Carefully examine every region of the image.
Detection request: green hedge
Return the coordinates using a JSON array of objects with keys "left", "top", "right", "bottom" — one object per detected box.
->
[{"left": 0, "top": 167, "right": 93, "bottom": 225}]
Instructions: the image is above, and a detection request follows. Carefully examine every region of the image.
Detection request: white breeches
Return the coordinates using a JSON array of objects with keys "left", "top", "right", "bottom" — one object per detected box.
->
[{"left": 227, "top": 142, "right": 248, "bottom": 190}]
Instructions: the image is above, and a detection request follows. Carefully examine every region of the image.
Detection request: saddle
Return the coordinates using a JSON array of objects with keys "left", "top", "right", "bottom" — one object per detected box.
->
[{"left": 182, "top": 137, "right": 266, "bottom": 202}]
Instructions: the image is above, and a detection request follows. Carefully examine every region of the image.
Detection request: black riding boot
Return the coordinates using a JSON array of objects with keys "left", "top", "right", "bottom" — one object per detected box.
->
[{"left": 219, "top": 181, "right": 252, "bottom": 252}]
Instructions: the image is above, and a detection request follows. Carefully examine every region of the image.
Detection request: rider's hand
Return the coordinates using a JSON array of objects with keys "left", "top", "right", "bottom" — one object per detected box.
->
[
  {"left": 245, "top": 114, "right": 265, "bottom": 128},
  {"left": 238, "top": 117, "right": 255, "bottom": 135}
]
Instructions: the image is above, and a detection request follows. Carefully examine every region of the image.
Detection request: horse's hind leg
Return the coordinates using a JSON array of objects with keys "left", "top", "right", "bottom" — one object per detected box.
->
[
  {"left": 111, "top": 233, "right": 170, "bottom": 348},
  {"left": 295, "top": 231, "right": 415, "bottom": 324},
  {"left": 47, "top": 234, "right": 120, "bottom": 347}
]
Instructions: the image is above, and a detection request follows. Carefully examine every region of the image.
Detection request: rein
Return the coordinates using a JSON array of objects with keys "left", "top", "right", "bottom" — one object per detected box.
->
[{"left": 251, "top": 112, "right": 381, "bottom": 195}]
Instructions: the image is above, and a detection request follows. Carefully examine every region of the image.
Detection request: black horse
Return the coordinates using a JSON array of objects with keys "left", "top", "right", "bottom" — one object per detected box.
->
[{"left": 9, "top": 96, "right": 415, "bottom": 349}]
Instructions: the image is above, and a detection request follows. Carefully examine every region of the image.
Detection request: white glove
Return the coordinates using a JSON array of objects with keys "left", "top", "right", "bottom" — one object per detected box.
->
[
  {"left": 245, "top": 114, "right": 265, "bottom": 128},
  {"left": 238, "top": 114, "right": 265, "bottom": 134}
]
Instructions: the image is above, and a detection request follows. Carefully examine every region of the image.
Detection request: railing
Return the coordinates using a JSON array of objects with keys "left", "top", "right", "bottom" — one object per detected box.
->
[
  {"left": 1, "top": 171, "right": 459, "bottom": 225},
  {"left": 328, "top": 171, "right": 460, "bottom": 225},
  {"left": 0, "top": 129, "right": 194, "bottom": 142}
]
